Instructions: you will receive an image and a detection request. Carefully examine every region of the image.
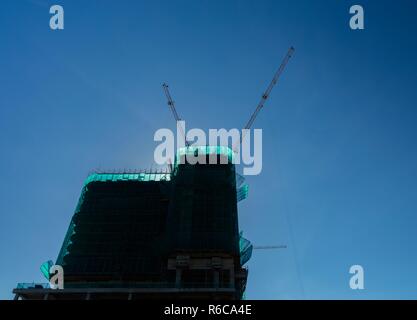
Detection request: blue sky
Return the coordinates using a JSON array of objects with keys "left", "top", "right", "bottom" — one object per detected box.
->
[{"left": 1, "top": 0, "right": 417, "bottom": 299}]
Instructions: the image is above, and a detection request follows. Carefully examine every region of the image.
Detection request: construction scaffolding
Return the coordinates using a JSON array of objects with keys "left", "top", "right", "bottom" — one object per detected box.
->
[{"left": 28, "top": 146, "right": 251, "bottom": 300}]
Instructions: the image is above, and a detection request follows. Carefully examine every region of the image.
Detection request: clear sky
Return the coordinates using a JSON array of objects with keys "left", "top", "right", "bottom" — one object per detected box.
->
[{"left": 1, "top": 0, "right": 417, "bottom": 299}]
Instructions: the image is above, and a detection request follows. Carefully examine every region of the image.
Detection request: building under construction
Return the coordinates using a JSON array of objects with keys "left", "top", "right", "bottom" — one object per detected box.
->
[
  {"left": 13, "top": 146, "right": 253, "bottom": 300},
  {"left": 13, "top": 46, "right": 294, "bottom": 300}
]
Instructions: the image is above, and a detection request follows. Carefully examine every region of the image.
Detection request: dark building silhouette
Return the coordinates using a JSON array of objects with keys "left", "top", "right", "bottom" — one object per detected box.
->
[{"left": 13, "top": 147, "right": 252, "bottom": 300}]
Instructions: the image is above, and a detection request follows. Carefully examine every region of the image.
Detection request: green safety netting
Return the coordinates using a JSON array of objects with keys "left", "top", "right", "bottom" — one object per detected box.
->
[
  {"left": 239, "top": 232, "right": 253, "bottom": 266},
  {"left": 17, "top": 283, "right": 49, "bottom": 289},
  {"left": 174, "top": 146, "right": 235, "bottom": 168},
  {"left": 53, "top": 147, "right": 247, "bottom": 298},
  {"left": 237, "top": 184, "right": 249, "bottom": 202},
  {"left": 40, "top": 260, "right": 53, "bottom": 280},
  {"left": 74, "top": 172, "right": 171, "bottom": 214},
  {"left": 84, "top": 172, "right": 171, "bottom": 185},
  {"left": 56, "top": 219, "right": 75, "bottom": 266},
  {"left": 57, "top": 172, "right": 172, "bottom": 266},
  {"left": 236, "top": 173, "right": 245, "bottom": 188}
]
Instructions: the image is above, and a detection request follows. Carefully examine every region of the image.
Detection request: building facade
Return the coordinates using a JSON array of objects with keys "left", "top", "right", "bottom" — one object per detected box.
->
[{"left": 13, "top": 147, "right": 252, "bottom": 300}]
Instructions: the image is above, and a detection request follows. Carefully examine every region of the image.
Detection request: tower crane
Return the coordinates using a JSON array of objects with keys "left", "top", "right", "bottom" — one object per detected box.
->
[
  {"left": 162, "top": 46, "right": 295, "bottom": 153},
  {"left": 233, "top": 46, "right": 295, "bottom": 153},
  {"left": 162, "top": 83, "right": 190, "bottom": 147},
  {"left": 253, "top": 245, "right": 287, "bottom": 250}
]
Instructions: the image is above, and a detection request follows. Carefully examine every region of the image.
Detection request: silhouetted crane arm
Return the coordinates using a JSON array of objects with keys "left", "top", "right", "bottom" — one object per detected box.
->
[
  {"left": 162, "top": 83, "right": 190, "bottom": 147},
  {"left": 234, "top": 46, "right": 295, "bottom": 152},
  {"left": 253, "top": 245, "right": 287, "bottom": 250}
]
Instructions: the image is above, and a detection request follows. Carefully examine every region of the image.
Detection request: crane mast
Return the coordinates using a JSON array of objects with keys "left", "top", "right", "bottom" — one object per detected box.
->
[{"left": 162, "top": 83, "right": 190, "bottom": 147}]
